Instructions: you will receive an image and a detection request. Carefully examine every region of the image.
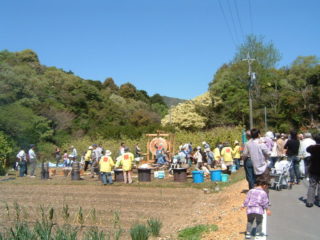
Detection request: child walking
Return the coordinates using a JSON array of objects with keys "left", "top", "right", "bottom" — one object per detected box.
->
[{"left": 242, "top": 178, "right": 271, "bottom": 239}]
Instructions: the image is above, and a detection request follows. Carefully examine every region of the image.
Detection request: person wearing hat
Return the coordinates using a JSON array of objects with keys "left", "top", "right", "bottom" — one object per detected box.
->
[
  {"left": 84, "top": 146, "right": 93, "bottom": 171},
  {"left": 28, "top": 144, "right": 37, "bottom": 177},
  {"left": 232, "top": 140, "right": 241, "bottom": 170},
  {"left": 99, "top": 150, "right": 115, "bottom": 185},
  {"left": 116, "top": 147, "right": 134, "bottom": 184},
  {"left": 221, "top": 142, "right": 233, "bottom": 170}
]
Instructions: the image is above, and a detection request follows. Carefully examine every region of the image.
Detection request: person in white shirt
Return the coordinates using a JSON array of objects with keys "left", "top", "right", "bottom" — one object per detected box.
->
[
  {"left": 16, "top": 149, "right": 27, "bottom": 177},
  {"left": 299, "top": 133, "right": 316, "bottom": 179},
  {"left": 270, "top": 138, "right": 279, "bottom": 168},
  {"left": 28, "top": 145, "right": 37, "bottom": 177}
]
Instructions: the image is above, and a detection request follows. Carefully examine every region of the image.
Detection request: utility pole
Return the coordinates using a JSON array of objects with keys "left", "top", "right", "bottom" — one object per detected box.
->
[{"left": 242, "top": 52, "right": 255, "bottom": 129}]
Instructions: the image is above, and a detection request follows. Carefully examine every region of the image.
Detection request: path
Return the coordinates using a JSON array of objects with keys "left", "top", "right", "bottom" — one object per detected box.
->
[{"left": 268, "top": 179, "right": 320, "bottom": 240}]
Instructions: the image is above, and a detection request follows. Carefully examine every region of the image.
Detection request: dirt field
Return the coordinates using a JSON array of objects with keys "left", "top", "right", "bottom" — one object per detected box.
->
[{"left": 0, "top": 170, "right": 248, "bottom": 239}]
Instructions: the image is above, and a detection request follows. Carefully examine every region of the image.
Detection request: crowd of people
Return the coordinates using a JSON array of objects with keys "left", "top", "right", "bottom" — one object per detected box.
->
[
  {"left": 155, "top": 140, "right": 242, "bottom": 175},
  {"left": 241, "top": 128, "right": 320, "bottom": 239}
]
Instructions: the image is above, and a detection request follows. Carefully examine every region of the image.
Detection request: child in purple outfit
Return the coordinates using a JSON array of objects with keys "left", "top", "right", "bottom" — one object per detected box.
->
[{"left": 242, "top": 178, "right": 271, "bottom": 239}]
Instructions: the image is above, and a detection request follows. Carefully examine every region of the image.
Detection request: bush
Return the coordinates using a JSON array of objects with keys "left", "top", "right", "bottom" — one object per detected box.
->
[
  {"left": 130, "top": 223, "right": 150, "bottom": 240},
  {"left": 147, "top": 218, "right": 162, "bottom": 237}
]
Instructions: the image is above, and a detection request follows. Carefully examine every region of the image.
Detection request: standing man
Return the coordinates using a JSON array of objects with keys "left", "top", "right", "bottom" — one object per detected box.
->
[
  {"left": 305, "top": 134, "right": 320, "bottom": 207},
  {"left": 91, "top": 144, "right": 102, "bottom": 178},
  {"left": 99, "top": 150, "right": 114, "bottom": 185},
  {"left": 69, "top": 145, "right": 78, "bottom": 163},
  {"left": 284, "top": 131, "right": 301, "bottom": 185},
  {"left": 28, "top": 144, "right": 37, "bottom": 177},
  {"left": 242, "top": 131, "right": 256, "bottom": 189},
  {"left": 116, "top": 147, "right": 134, "bottom": 184},
  {"left": 232, "top": 140, "right": 241, "bottom": 170},
  {"left": 300, "top": 132, "right": 316, "bottom": 180},
  {"left": 243, "top": 129, "right": 271, "bottom": 184},
  {"left": 55, "top": 147, "right": 61, "bottom": 167}
]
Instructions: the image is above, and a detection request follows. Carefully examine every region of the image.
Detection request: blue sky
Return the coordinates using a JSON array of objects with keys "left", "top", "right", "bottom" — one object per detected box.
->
[{"left": 0, "top": 0, "right": 319, "bottom": 99}]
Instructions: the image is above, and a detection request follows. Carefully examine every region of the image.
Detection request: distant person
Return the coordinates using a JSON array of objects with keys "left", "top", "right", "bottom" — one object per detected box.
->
[
  {"left": 305, "top": 134, "right": 320, "bottom": 208},
  {"left": 84, "top": 146, "right": 93, "bottom": 171},
  {"left": 232, "top": 140, "right": 241, "bottom": 170},
  {"left": 116, "top": 147, "right": 134, "bottom": 184},
  {"left": 91, "top": 144, "right": 102, "bottom": 178},
  {"left": 63, "top": 150, "right": 70, "bottom": 167},
  {"left": 99, "top": 150, "right": 115, "bottom": 185},
  {"left": 221, "top": 142, "right": 233, "bottom": 170},
  {"left": 193, "top": 146, "right": 203, "bottom": 169},
  {"left": 213, "top": 144, "right": 221, "bottom": 166},
  {"left": 242, "top": 177, "right": 271, "bottom": 239},
  {"left": 69, "top": 145, "right": 78, "bottom": 162},
  {"left": 300, "top": 132, "right": 316, "bottom": 180},
  {"left": 269, "top": 137, "right": 279, "bottom": 168},
  {"left": 276, "top": 133, "right": 286, "bottom": 158},
  {"left": 28, "top": 144, "right": 37, "bottom": 177},
  {"left": 119, "top": 142, "right": 125, "bottom": 156},
  {"left": 16, "top": 149, "right": 27, "bottom": 177},
  {"left": 242, "top": 131, "right": 256, "bottom": 189},
  {"left": 55, "top": 147, "right": 61, "bottom": 167},
  {"left": 135, "top": 144, "right": 142, "bottom": 158},
  {"left": 284, "top": 130, "right": 301, "bottom": 185},
  {"left": 243, "top": 129, "right": 271, "bottom": 185}
]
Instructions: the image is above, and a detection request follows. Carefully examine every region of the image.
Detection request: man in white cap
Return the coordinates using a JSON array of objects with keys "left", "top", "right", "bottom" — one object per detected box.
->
[{"left": 99, "top": 150, "right": 114, "bottom": 185}]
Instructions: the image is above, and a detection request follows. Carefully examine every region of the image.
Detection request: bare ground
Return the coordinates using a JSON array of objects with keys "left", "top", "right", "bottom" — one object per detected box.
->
[{"left": 0, "top": 171, "right": 248, "bottom": 239}]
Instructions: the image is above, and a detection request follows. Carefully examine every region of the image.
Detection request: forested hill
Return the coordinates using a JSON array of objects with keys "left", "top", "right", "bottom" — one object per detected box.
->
[
  {"left": 0, "top": 49, "right": 169, "bottom": 148},
  {"left": 161, "top": 96, "right": 185, "bottom": 107}
]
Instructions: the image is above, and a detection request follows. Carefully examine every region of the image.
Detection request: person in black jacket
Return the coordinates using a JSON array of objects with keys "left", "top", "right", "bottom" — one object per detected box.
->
[
  {"left": 284, "top": 130, "right": 301, "bottom": 185},
  {"left": 306, "top": 134, "right": 320, "bottom": 207}
]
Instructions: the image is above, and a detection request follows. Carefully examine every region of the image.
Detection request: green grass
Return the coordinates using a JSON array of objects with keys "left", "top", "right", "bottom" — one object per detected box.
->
[
  {"left": 130, "top": 223, "right": 150, "bottom": 240},
  {"left": 178, "top": 224, "right": 218, "bottom": 240},
  {"left": 147, "top": 218, "right": 162, "bottom": 237}
]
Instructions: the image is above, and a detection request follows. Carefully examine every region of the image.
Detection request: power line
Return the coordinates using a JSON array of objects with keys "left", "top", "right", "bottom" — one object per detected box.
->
[
  {"left": 248, "top": 0, "right": 254, "bottom": 34},
  {"left": 233, "top": 0, "right": 245, "bottom": 42},
  {"left": 217, "top": 0, "right": 237, "bottom": 48},
  {"left": 226, "top": 0, "right": 240, "bottom": 45}
]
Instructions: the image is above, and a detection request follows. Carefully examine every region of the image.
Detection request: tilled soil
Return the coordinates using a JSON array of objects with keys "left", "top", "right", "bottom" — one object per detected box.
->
[{"left": 0, "top": 174, "right": 248, "bottom": 239}]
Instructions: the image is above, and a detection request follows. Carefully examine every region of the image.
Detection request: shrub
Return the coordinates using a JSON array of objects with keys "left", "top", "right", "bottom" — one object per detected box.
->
[
  {"left": 147, "top": 218, "right": 162, "bottom": 237},
  {"left": 130, "top": 223, "right": 150, "bottom": 240}
]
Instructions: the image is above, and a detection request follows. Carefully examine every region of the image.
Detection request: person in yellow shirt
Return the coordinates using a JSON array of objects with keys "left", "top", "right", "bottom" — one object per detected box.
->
[
  {"left": 99, "top": 150, "right": 115, "bottom": 185},
  {"left": 213, "top": 145, "right": 221, "bottom": 166},
  {"left": 232, "top": 140, "right": 241, "bottom": 170},
  {"left": 84, "top": 146, "right": 93, "bottom": 171},
  {"left": 116, "top": 147, "right": 134, "bottom": 184},
  {"left": 221, "top": 143, "right": 233, "bottom": 169}
]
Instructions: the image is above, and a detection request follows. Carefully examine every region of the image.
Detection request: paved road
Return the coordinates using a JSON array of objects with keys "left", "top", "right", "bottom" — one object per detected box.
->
[{"left": 267, "top": 180, "right": 320, "bottom": 240}]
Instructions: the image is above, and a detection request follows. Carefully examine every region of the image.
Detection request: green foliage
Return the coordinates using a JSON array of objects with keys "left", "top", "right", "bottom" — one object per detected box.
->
[
  {"left": 234, "top": 34, "right": 281, "bottom": 69},
  {"left": 9, "top": 222, "right": 37, "bottom": 240},
  {"left": 54, "top": 225, "right": 78, "bottom": 240},
  {"left": 130, "top": 223, "right": 150, "bottom": 240},
  {"left": 84, "top": 227, "right": 108, "bottom": 240},
  {"left": 178, "top": 224, "right": 218, "bottom": 240},
  {"left": 0, "top": 131, "right": 13, "bottom": 174},
  {"left": 0, "top": 49, "right": 167, "bottom": 163},
  {"left": 147, "top": 218, "right": 162, "bottom": 237},
  {"left": 208, "top": 35, "right": 320, "bottom": 131}
]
